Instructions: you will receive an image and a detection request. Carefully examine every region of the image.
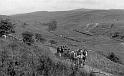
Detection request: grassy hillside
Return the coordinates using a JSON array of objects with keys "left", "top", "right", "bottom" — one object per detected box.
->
[
  {"left": 0, "top": 9, "right": 124, "bottom": 76},
  {"left": 11, "top": 9, "right": 124, "bottom": 28},
  {"left": 0, "top": 36, "right": 99, "bottom": 76},
  {"left": 10, "top": 9, "right": 124, "bottom": 65}
]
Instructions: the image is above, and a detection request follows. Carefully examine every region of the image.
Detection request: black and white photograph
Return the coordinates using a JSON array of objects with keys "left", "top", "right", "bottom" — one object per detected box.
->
[{"left": 0, "top": 0, "right": 124, "bottom": 76}]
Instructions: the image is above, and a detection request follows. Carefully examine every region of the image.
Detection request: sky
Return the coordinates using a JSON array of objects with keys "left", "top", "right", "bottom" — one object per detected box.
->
[{"left": 0, "top": 0, "right": 124, "bottom": 15}]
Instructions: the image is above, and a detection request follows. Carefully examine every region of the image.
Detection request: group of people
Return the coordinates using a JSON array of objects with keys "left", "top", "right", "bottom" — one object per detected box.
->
[{"left": 56, "top": 45, "right": 90, "bottom": 68}]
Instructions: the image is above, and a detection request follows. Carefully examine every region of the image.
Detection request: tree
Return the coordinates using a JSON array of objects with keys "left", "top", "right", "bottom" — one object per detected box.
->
[
  {"left": 47, "top": 20, "right": 57, "bottom": 32},
  {"left": 22, "top": 31, "right": 34, "bottom": 45},
  {"left": 0, "top": 19, "right": 15, "bottom": 37}
]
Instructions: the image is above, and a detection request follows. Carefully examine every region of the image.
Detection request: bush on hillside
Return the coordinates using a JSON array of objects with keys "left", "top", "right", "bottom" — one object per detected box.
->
[
  {"left": 110, "top": 32, "right": 121, "bottom": 39},
  {"left": 107, "top": 52, "right": 121, "bottom": 64},
  {"left": 22, "top": 31, "right": 35, "bottom": 45},
  {"left": 0, "top": 18, "right": 15, "bottom": 37},
  {"left": 47, "top": 20, "right": 57, "bottom": 32},
  {"left": 109, "top": 31, "right": 124, "bottom": 41}
]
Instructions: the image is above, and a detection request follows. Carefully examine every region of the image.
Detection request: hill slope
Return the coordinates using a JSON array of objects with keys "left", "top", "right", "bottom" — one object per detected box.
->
[{"left": 0, "top": 9, "right": 124, "bottom": 76}]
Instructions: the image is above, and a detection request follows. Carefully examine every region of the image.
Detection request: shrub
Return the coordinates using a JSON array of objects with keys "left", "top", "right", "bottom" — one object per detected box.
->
[
  {"left": 111, "top": 32, "right": 120, "bottom": 38},
  {"left": 47, "top": 20, "right": 57, "bottom": 32},
  {"left": 107, "top": 52, "right": 121, "bottom": 64},
  {"left": 0, "top": 18, "right": 15, "bottom": 37},
  {"left": 109, "top": 31, "right": 124, "bottom": 41},
  {"left": 22, "top": 31, "right": 34, "bottom": 45}
]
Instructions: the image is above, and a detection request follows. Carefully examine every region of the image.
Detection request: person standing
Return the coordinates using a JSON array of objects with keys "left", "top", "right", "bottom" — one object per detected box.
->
[
  {"left": 82, "top": 49, "right": 88, "bottom": 66},
  {"left": 56, "top": 45, "right": 70, "bottom": 57},
  {"left": 74, "top": 48, "right": 88, "bottom": 68}
]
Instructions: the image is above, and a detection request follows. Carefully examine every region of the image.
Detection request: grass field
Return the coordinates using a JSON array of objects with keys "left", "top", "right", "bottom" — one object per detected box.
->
[{"left": 0, "top": 9, "right": 124, "bottom": 76}]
